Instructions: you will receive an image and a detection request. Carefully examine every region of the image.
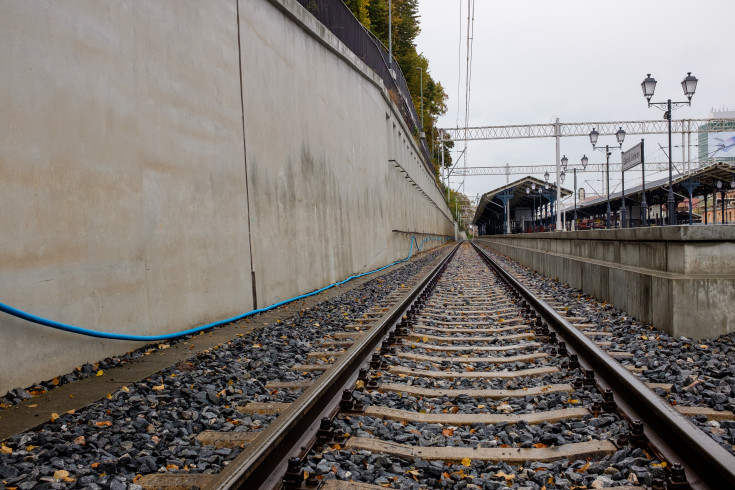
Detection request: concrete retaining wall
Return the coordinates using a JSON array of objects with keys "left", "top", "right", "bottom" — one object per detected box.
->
[
  {"left": 476, "top": 226, "right": 735, "bottom": 340},
  {"left": 0, "top": 0, "right": 453, "bottom": 395}
]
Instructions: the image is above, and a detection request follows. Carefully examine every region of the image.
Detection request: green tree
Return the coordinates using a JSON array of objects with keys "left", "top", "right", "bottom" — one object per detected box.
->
[
  {"left": 344, "top": 0, "right": 371, "bottom": 27},
  {"left": 343, "top": 0, "right": 449, "bottom": 179},
  {"left": 366, "top": 0, "right": 389, "bottom": 42}
]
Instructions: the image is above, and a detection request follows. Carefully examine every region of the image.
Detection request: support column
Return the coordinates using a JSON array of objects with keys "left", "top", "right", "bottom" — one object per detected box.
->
[
  {"left": 704, "top": 189, "right": 708, "bottom": 224},
  {"left": 555, "top": 118, "right": 561, "bottom": 230}
]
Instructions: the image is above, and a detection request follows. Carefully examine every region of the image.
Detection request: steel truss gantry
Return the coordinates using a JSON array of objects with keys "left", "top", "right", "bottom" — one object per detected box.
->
[
  {"left": 438, "top": 118, "right": 735, "bottom": 141},
  {"left": 453, "top": 162, "right": 675, "bottom": 176}
]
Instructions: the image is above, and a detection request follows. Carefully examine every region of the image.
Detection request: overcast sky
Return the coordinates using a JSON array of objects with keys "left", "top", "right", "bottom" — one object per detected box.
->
[{"left": 416, "top": 0, "right": 735, "bottom": 202}]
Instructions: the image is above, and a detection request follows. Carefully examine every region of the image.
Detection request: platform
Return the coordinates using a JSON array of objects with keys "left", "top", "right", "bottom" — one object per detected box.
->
[{"left": 476, "top": 226, "right": 735, "bottom": 339}]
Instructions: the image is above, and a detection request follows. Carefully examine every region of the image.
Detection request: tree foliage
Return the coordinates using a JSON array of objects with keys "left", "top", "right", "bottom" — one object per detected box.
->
[
  {"left": 344, "top": 0, "right": 451, "bottom": 176},
  {"left": 441, "top": 184, "right": 471, "bottom": 232}
]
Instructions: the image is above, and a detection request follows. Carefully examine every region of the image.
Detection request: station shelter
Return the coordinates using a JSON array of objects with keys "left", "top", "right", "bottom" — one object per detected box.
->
[
  {"left": 567, "top": 161, "right": 735, "bottom": 229},
  {"left": 473, "top": 177, "right": 572, "bottom": 235}
]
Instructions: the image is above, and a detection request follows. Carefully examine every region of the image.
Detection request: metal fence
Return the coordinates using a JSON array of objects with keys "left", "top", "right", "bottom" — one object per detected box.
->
[{"left": 296, "top": 0, "right": 432, "bottom": 166}]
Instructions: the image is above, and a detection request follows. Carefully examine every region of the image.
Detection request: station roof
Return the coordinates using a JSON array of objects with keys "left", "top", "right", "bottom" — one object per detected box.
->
[
  {"left": 571, "top": 161, "right": 735, "bottom": 217},
  {"left": 473, "top": 176, "right": 572, "bottom": 225}
]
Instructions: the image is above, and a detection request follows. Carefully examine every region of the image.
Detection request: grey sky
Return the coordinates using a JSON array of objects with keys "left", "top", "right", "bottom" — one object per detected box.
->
[{"left": 416, "top": 0, "right": 735, "bottom": 202}]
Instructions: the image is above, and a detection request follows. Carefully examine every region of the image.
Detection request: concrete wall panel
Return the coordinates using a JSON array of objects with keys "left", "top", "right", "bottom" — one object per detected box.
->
[
  {"left": 0, "top": 0, "right": 453, "bottom": 395},
  {"left": 238, "top": 0, "right": 452, "bottom": 307},
  {"left": 0, "top": 1, "right": 254, "bottom": 394},
  {"left": 476, "top": 227, "right": 735, "bottom": 339}
]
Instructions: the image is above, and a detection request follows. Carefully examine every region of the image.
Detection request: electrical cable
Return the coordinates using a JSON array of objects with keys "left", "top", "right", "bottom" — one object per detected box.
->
[{"left": 0, "top": 235, "right": 452, "bottom": 341}]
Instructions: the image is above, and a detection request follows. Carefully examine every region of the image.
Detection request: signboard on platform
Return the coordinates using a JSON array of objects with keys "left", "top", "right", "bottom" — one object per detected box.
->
[
  {"left": 622, "top": 142, "right": 643, "bottom": 171},
  {"left": 708, "top": 131, "right": 735, "bottom": 159}
]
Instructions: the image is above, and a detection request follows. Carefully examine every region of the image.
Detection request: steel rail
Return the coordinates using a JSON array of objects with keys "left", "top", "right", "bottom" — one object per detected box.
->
[
  {"left": 205, "top": 243, "right": 460, "bottom": 490},
  {"left": 470, "top": 242, "right": 735, "bottom": 490}
]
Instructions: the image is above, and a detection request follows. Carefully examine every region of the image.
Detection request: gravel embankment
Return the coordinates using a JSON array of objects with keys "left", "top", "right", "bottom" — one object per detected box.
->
[
  {"left": 478, "top": 244, "right": 735, "bottom": 456},
  {"left": 0, "top": 248, "right": 446, "bottom": 489}
]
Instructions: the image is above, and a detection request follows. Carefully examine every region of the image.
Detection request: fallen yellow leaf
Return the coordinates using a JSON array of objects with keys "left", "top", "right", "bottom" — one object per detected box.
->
[
  {"left": 493, "top": 470, "right": 515, "bottom": 480},
  {"left": 461, "top": 457, "right": 472, "bottom": 467},
  {"left": 53, "top": 470, "right": 69, "bottom": 481},
  {"left": 96, "top": 370, "right": 104, "bottom": 377},
  {"left": 152, "top": 384, "right": 165, "bottom": 391},
  {"left": 50, "top": 413, "right": 60, "bottom": 422}
]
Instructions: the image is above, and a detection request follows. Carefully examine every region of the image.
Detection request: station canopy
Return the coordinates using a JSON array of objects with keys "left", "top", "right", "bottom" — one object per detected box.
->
[
  {"left": 572, "top": 161, "right": 735, "bottom": 218},
  {"left": 472, "top": 176, "right": 572, "bottom": 226}
]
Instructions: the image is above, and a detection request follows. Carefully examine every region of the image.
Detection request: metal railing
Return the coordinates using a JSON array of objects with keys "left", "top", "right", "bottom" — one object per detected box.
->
[{"left": 296, "top": 0, "right": 432, "bottom": 167}]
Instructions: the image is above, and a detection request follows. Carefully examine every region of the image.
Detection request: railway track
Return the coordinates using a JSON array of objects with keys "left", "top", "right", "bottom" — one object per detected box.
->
[
  {"left": 2, "top": 242, "right": 734, "bottom": 489},
  {"left": 476, "top": 244, "right": 735, "bottom": 454},
  {"left": 184, "top": 242, "right": 735, "bottom": 490}
]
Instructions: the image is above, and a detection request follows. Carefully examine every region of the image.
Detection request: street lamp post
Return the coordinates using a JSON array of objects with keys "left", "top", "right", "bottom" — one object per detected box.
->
[
  {"left": 561, "top": 154, "right": 587, "bottom": 231},
  {"left": 415, "top": 67, "right": 424, "bottom": 131},
  {"left": 639, "top": 139, "right": 648, "bottom": 227},
  {"left": 715, "top": 180, "right": 733, "bottom": 224},
  {"left": 388, "top": 0, "right": 392, "bottom": 72},
  {"left": 526, "top": 185, "right": 539, "bottom": 230},
  {"left": 560, "top": 169, "right": 567, "bottom": 229},
  {"left": 573, "top": 155, "right": 588, "bottom": 230},
  {"left": 641, "top": 72, "right": 698, "bottom": 226},
  {"left": 543, "top": 171, "right": 551, "bottom": 228},
  {"left": 589, "top": 127, "right": 625, "bottom": 229},
  {"left": 620, "top": 157, "right": 627, "bottom": 228}
]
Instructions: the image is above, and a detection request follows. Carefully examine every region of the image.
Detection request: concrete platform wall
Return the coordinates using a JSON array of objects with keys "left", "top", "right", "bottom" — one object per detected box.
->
[
  {"left": 0, "top": 0, "right": 453, "bottom": 395},
  {"left": 476, "top": 227, "right": 735, "bottom": 340}
]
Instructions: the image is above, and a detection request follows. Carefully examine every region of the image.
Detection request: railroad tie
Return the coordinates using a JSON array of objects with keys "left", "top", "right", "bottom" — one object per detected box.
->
[
  {"left": 343, "top": 437, "right": 617, "bottom": 464},
  {"left": 387, "top": 365, "right": 558, "bottom": 379},
  {"left": 364, "top": 405, "right": 590, "bottom": 425},
  {"left": 377, "top": 382, "right": 574, "bottom": 398}
]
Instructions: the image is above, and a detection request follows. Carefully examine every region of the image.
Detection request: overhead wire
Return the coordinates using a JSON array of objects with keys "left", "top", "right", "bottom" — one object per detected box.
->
[
  {"left": 455, "top": 0, "right": 463, "bottom": 129},
  {"left": 462, "top": 0, "right": 475, "bottom": 173}
]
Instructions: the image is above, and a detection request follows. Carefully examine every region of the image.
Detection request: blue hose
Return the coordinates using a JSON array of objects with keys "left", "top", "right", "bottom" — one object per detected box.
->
[{"left": 0, "top": 235, "right": 451, "bottom": 341}]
